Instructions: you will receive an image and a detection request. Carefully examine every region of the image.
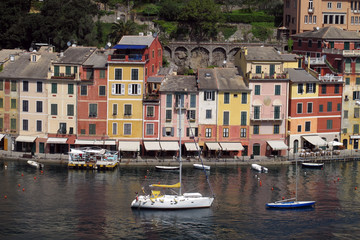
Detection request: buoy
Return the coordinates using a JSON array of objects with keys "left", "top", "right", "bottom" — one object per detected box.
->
[
  {"left": 338, "top": 178, "right": 340, "bottom": 181},
  {"left": 22, "top": 188, "right": 25, "bottom": 192},
  {"left": 144, "top": 176, "right": 147, "bottom": 179},
  {"left": 41, "top": 170, "right": 43, "bottom": 174},
  {"left": 282, "top": 197, "right": 285, "bottom": 200},
  {"left": 271, "top": 187, "right": 274, "bottom": 191},
  {"left": 355, "top": 187, "right": 357, "bottom": 190},
  {"left": 21, "top": 173, "right": 24, "bottom": 177},
  {"left": 18, "top": 184, "right": 20, "bottom": 187},
  {"left": 259, "top": 181, "right": 262, "bottom": 186},
  {"left": 34, "top": 177, "right": 36, "bottom": 180},
  {"left": 4, "top": 195, "right": 7, "bottom": 199}
]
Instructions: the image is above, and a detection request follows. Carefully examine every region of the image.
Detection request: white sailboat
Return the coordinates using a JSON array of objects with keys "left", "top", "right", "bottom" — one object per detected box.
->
[
  {"left": 131, "top": 98, "right": 214, "bottom": 209},
  {"left": 266, "top": 157, "right": 316, "bottom": 209}
]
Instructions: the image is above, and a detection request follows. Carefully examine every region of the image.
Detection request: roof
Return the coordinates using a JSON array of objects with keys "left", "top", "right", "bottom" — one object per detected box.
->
[
  {"left": 147, "top": 76, "right": 163, "bottom": 83},
  {"left": 58, "top": 46, "right": 96, "bottom": 64},
  {"left": 197, "top": 69, "right": 218, "bottom": 90},
  {"left": 292, "top": 26, "right": 360, "bottom": 40},
  {"left": 83, "top": 49, "right": 108, "bottom": 68},
  {"left": 0, "top": 49, "right": 24, "bottom": 63},
  {"left": 214, "top": 68, "right": 250, "bottom": 91},
  {"left": 286, "top": 68, "right": 319, "bottom": 83},
  {"left": 0, "top": 51, "right": 57, "bottom": 80},
  {"left": 159, "top": 75, "right": 197, "bottom": 92},
  {"left": 118, "top": 35, "right": 155, "bottom": 47},
  {"left": 244, "top": 47, "right": 297, "bottom": 62}
]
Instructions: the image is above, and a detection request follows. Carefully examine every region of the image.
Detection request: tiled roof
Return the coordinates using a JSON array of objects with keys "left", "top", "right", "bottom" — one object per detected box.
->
[
  {"left": 197, "top": 68, "right": 218, "bottom": 90},
  {"left": 244, "top": 47, "right": 297, "bottom": 62},
  {"left": 0, "top": 49, "right": 24, "bottom": 63},
  {"left": 83, "top": 49, "right": 109, "bottom": 68},
  {"left": 286, "top": 68, "right": 319, "bottom": 83},
  {"left": 159, "top": 75, "right": 197, "bottom": 92},
  {"left": 215, "top": 68, "right": 250, "bottom": 91},
  {"left": 118, "top": 35, "right": 155, "bottom": 47},
  {"left": 292, "top": 26, "right": 360, "bottom": 40},
  {"left": 58, "top": 46, "right": 96, "bottom": 64}
]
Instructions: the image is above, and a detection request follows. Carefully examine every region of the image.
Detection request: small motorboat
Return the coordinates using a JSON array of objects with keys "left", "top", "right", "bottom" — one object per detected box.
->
[
  {"left": 27, "top": 160, "right": 44, "bottom": 169},
  {"left": 193, "top": 163, "right": 210, "bottom": 170},
  {"left": 251, "top": 164, "right": 268, "bottom": 173},
  {"left": 302, "top": 162, "right": 324, "bottom": 168},
  {"left": 155, "top": 166, "right": 179, "bottom": 171},
  {"left": 266, "top": 199, "right": 316, "bottom": 209}
]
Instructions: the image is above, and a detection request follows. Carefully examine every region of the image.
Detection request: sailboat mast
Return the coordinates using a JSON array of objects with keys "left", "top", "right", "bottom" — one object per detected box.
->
[
  {"left": 295, "top": 157, "right": 298, "bottom": 201},
  {"left": 179, "top": 96, "right": 182, "bottom": 196}
]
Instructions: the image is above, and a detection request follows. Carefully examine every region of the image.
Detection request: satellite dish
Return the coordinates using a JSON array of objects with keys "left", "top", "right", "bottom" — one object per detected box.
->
[
  {"left": 29, "top": 47, "right": 33, "bottom": 52},
  {"left": 67, "top": 41, "right": 71, "bottom": 47},
  {"left": 107, "top": 42, "right": 111, "bottom": 47},
  {"left": 153, "top": 32, "right": 158, "bottom": 38}
]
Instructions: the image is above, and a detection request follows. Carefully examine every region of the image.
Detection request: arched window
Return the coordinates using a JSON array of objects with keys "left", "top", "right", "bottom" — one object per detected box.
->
[{"left": 294, "top": 140, "right": 299, "bottom": 153}]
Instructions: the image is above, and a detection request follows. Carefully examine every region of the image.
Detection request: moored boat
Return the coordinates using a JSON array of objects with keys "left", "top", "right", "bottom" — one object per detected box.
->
[
  {"left": 193, "top": 163, "right": 210, "bottom": 170},
  {"left": 251, "top": 164, "right": 268, "bottom": 173},
  {"left": 302, "top": 162, "right": 324, "bottom": 168},
  {"left": 27, "top": 160, "right": 44, "bottom": 169},
  {"left": 266, "top": 199, "right": 316, "bottom": 208},
  {"left": 68, "top": 147, "right": 119, "bottom": 170},
  {"left": 155, "top": 166, "right": 180, "bottom": 171}
]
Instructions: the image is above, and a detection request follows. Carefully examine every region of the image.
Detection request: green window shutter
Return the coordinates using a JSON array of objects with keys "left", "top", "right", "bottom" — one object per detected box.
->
[
  {"left": 0, "top": 98, "right": 3, "bottom": 108},
  {"left": 0, "top": 80, "right": 3, "bottom": 91},
  {"left": 11, "top": 119, "right": 16, "bottom": 130},
  {"left": 319, "top": 104, "right": 323, "bottom": 112},
  {"left": 68, "top": 84, "right": 74, "bottom": 94},
  {"left": 66, "top": 66, "right": 71, "bottom": 76},
  {"left": 100, "top": 69, "right": 105, "bottom": 79},
  {"left": 11, "top": 99, "right": 16, "bottom": 109},
  {"left": 356, "top": 78, "right": 360, "bottom": 85},
  {"left": 51, "top": 104, "right": 57, "bottom": 115},
  {"left": 255, "top": 85, "right": 260, "bottom": 95},
  {"left": 327, "top": 102, "right": 332, "bottom": 112},
  {"left": 54, "top": 66, "right": 59, "bottom": 76},
  {"left": 0, "top": 118, "right": 3, "bottom": 129},
  {"left": 241, "top": 111, "right": 247, "bottom": 126},
  {"left": 52, "top": 83, "right": 57, "bottom": 94},
  {"left": 346, "top": 78, "right": 350, "bottom": 85},
  {"left": 354, "top": 124, "right": 359, "bottom": 134},
  {"left": 275, "top": 85, "right": 281, "bottom": 95},
  {"left": 241, "top": 92, "right": 247, "bottom": 104},
  {"left": 166, "top": 94, "right": 172, "bottom": 108},
  {"left": 67, "top": 105, "right": 74, "bottom": 116},
  {"left": 74, "top": 66, "right": 78, "bottom": 74}
]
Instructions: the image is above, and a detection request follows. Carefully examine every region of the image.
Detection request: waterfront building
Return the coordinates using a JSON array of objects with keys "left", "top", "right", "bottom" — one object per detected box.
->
[
  {"left": 284, "top": 0, "right": 359, "bottom": 35},
  {"left": 235, "top": 47, "right": 295, "bottom": 157},
  {"left": 107, "top": 34, "right": 162, "bottom": 156},
  {"left": 48, "top": 46, "right": 96, "bottom": 153},
  {"left": 77, "top": 49, "right": 116, "bottom": 150},
  {"left": 0, "top": 47, "right": 56, "bottom": 153},
  {"left": 158, "top": 75, "right": 198, "bottom": 157}
]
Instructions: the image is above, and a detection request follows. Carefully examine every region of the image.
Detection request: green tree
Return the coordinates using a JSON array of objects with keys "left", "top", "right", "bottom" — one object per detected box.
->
[
  {"left": 180, "top": 0, "right": 223, "bottom": 42},
  {"left": 109, "top": 20, "right": 137, "bottom": 45}
]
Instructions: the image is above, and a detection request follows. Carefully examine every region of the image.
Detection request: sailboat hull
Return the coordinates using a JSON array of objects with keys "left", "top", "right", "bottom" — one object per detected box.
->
[
  {"left": 266, "top": 201, "right": 316, "bottom": 209},
  {"left": 131, "top": 194, "right": 214, "bottom": 209}
]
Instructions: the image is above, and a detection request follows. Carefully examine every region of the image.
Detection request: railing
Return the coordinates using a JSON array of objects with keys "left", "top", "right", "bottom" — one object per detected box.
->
[
  {"left": 304, "top": 57, "right": 325, "bottom": 65},
  {"left": 144, "top": 93, "right": 160, "bottom": 101},
  {"left": 247, "top": 72, "right": 289, "bottom": 80},
  {"left": 109, "top": 54, "right": 145, "bottom": 62},
  {"left": 322, "top": 48, "right": 360, "bottom": 56},
  {"left": 319, "top": 74, "right": 343, "bottom": 82},
  {"left": 250, "top": 113, "right": 284, "bottom": 121},
  {"left": 52, "top": 73, "right": 76, "bottom": 79},
  {"left": 308, "top": 7, "right": 314, "bottom": 13}
]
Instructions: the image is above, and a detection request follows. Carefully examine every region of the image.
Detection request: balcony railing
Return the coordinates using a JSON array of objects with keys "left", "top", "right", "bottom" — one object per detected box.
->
[
  {"left": 144, "top": 93, "right": 160, "bottom": 101},
  {"left": 247, "top": 72, "right": 289, "bottom": 80},
  {"left": 308, "top": 7, "right": 314, "bottom": 13},
  {"left": 319, "top": 74, "right": 343, "bottom": 82},
  {"left": 322, "top": 48, "right": 360, "bottom": 56},
  {"left": 250, "top": 113, "right": 284, "bottom": 121},
  {"left": 108, "top": 54, "right": 145, "bottom": 62},
  {"left": 304, "top": 57, "right": 326, "bottom": 65},
  {"left": 52, "top": 73, "right": 76, "bottom": 80}
]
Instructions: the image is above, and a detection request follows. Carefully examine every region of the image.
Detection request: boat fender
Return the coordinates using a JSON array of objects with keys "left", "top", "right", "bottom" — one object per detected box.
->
[
  {"left": 151, "top": 199, "right": 155, "bottom": 203},
  {"left": 174, "top": 199, "right": 178, "bottom": 203},
  {"left": 160, "top": 199, "right": 164, "bottom": 203}
]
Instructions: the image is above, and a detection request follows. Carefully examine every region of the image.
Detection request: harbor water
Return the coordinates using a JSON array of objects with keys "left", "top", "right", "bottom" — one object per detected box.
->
[{"left": 0, "top": 159, "right": 360, "bottom": 239}]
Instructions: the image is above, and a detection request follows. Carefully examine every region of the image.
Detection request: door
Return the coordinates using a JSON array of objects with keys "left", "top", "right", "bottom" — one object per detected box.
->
[
  {"left": 253, "top": 144, "right": 260, "bottom": 156},
  {"left": 354, "top": 139, "right": 359, "bottom": 149},
  {"left": 343, "top": 139, "right": 348, "bottom": 149}
]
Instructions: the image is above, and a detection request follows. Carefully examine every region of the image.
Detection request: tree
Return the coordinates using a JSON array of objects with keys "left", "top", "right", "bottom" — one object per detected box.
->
[
  {"left": 109, "top": 20, "right": 137, "bottom": 45},
  {"left": 180, "top": 0, "right": 223, "bottom": 42}
]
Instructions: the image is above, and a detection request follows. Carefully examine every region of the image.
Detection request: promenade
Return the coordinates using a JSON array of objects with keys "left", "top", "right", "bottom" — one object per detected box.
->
[{"left": 1, "top": 149, "right": 360, "bottom": 166}]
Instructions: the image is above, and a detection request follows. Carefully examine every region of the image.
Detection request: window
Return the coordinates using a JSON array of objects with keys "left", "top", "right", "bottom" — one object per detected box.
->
[
  {"left": 186, "top": 127, "right": 198, "bottom": 137},
  {"left": 0, "top": 118, "right": 3, "bottom": 129},
  {"left": 337, "top": 2, "right": 342, "bottom": 9},
  {"left": 112, "top": 83, "right": 125, "bottom": 95},
  {"left": 166, "top": 94, "right": 172, "bottom": 107},
  {"left": 254, "top": 85, "right": 261, "bottom": 95},
  {"left": 51, "top": 83, "right": 57, "bottom": 94},
  {"left": 275, "top": 85, "right": 281, "bottom": 95},
  {"left": 112, "top": 123, "right": 117, "bottom": 135},
  {"left": 67, "top": 104, "right": 74, "bottom": 116},
  {"left": 241, "top": 111, "right": 247, "bottom": 126},
  {"left": 342, "top": 128, "right": 347, "bottom": 134},
  {"left": 328, "top": 2, "right": 332, "bottom": 9},
  {"left": 66, "top": 66, "right": 71, "bottom": 76},
  {"left": 152, "top": 65, "right": 155, "bottom": 73},
  {"left": 36, "top": 120, "right": 42, "bottom": 132},
  {"left": 0, "top": 98, "right": 3, "bottom": 108},
  {"left": 51, "top": 104, "right": 57, "bottom": 115},
  {"left": 99, "top": 86, "right": 106, "bottom": 96},
  {"left": 273, "top": 124, "right": 279, "bottom": 134},
  {"left": 224, "top": 92, "right": 230, "bottom": 104},
  {"left": 321, "top": 85, "right": 326, "bottom": 94},
  {"left": 253, "top": 125, "right": 259, "bottom": 134},
  {"left": 0, "top": 80, "right": 3, "bottom": 91},
  {"left": 255, "top": 66, "right": 262, "bottom": 74},
  {"left": 89, "top": 104, "right": 97, "bottom": 117},
  {"left": 175, "top": 94, "right": 184, "bottom": 107},
  {"left": 11, "top": 81, "right": 16, "bottom": 91},
  {"left": 204, "top": 91, "right": 215, "bottom": 101},
  {"left": 11, "top": 99, "right": 16, "bottom": 109},
  {"left": 80, "top": 129, "right": 85, "bottom": 135},
  {"left": 22, "top": 100, "right": 28, "bottom": 112},
  {"left": 64, "top": 84, "right": 74, "bottom": 96},
  {"left": 319, "top": 104, "right": 323, "bottom": 112},
  {"left": 354, "top": 91, "right": 360, "bottom": 100},
  {"left": 357, "top": 78, "right": 360, "bottom": 85},
  {"left": 37, "top": 81, "right": 42, "bottom": 92},
  {"left": 115, "top": 68, "right": 122, "bottom": 80},
  {"left": 164, "top": 127, "right": 174, "bottom": 137},
  {"left": 346, "top": 78, "right": 350, "bottom": 85},
  {"left": 190, "top": 94, "right": 196, "bottom": 108},
  {"left": 298, "top": 83, "right": 303, "bottom": 94},
  {"left": 241, "top": 92, "right": 247, "bottom": 104},
  {"left": 36, "top": 101, "right": 42, "bottom": 113},
  {"left": 254, "top": 106, "right": 260, "bottom": 119},
  {"left": 240, "top": 128, "right": 246, "bottom": 138},
  {"left": 308, "top": 39, "right": 312, "bottom": 47},
  {"left": 297, "top": 125, "right": 302, "bottom": 132},
  {"left": 354, "top": 124, "right": 359, "bottom": 134},
  {"left": 337, "top": 103, "right": 341, "bottom": 111},
  {"left": 298, "top": 39, "right": 302, "bottom": 47},
  {"left": 305, "top": 121, "right": 311, "bottom": 132},
  {"left": 74, "top": 66, "right": 77, "bottom": 75},
  {"left": 124, "top": 123, "right": 131, "bottom": 135},
  {"left": 100, "top": 69, "right": 105, "bottom": 79},
  {"left": 11, "top": 119, "right": 16, "bottom": 130},
  {"left": 297, "top": 103, "right": 303, "bottom": 114},
  {"left": 131, "top": 69, "right": 139, "bottom": 80},
  {"left": 305, "top": 15, "right": 308, "bottom": 24},
  {"left": 327, "top": 120, "right": 333, "bottom": 129},
  {"left": 234, "top": 94, "right": 237, "bottom": 98},
  {"left": 223, "top": 128, "right": 229, "bottom": 137},
  {"left": 124, "top": 104, "right": 132, "bottom": 116},
  {"left": 147, "top": 106, "right": 154, "bottom": 117},
  {"left": 307, "top": 102, "right": 313, "bottom": 113},
  {"left": 355, "top": 108, "right": 360, "bottom": 118},
  {"left": 23, "top": 81, "right": 28, "bottom": 92},
  {"left": 166, "top": 109, "right": 172, "bottom": 121},
  {"left": 345, "top": 59, "right": 351, "bottom": 73},
  {"left": 128, "top": 84, "right": 141, "bottom": 95},
  {"left": 223, "top": 112, "right": 229, "bottom": 125},
  {"left": 23, "top": 119, "right": 28, "bottom": 131},
  {"left": 344, "top": 110, "right": 348, "bottom": 119},
  {"left": 306, "top": 83, "right": 316, "bottom": 93},
  {"left": 146, "top": 124, "right": 154, "bottom": 135},
  {"left": 89, "top": 124, "right": 96, "bottom": 135},
  {"left": 113, "top": 104, "right": 117, "bottom": 115},
  {"left": 206, "top": 109, "right": 212, "bottom": 119},
  {"left": 205, "top": 128, "right": 212, "bottom": 138},
  {"left": 273, "top": 106, "right": 280, "bottom": 119},
  {"left": 187, "top": 110, "right": 196, "bottom": 121},
  {"left": 81, "top": 85, "right": 87, "bottom": 96},
  {"left": 327, "top": 102, "right": 332, "bottom": 112}
]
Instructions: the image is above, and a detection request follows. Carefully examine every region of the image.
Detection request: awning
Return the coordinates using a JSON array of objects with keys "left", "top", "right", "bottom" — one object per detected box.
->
[
  {"left": 144, "top": 141, "right": 161, "bottom": 151},
  {"left": 206, "top": 142, "right": 221, "bottom": 151},
  {"left": 16, "top": 136, "right": 37, "bottom": 142},
  {"left": 75, "top": 139, "right": 95, "bottom": 145},
  {"left": 93, "top": 140, "right": 104, "bottom": 145},
  {"left": 160, "top": 141, "right": 179, "bottom": 151},
  {"left": 185, "top": 142, "right": 200, "bottom": 151},
  {"left": 118, "top": 141, "right": 140, "bottom": 151},
  {"left": 103, "top": 139, "right": 116, "bottom": 145},
  {"left": 219, "top": 142, "right": 244, "bottom": 151},
  {"left": 0, "top": 134, "right": 5, "bottom": 140},
  {"left": 267, "top": 140, "right": 288, "bottom": 150},
  {"left": 350, "top": 135, "right": 360, "bottom": 139},
  {"left": 113, "top": 44, "right": 147, "bottom": 50},
  {"left": 47, "top": 138, "right": 68, "bottom": 144},
  {"left": 302, "top": 135, "right": 327, "bottom": 147}
]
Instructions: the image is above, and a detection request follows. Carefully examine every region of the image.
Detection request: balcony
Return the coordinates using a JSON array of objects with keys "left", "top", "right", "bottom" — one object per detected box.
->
[
  {"left": 247, "top": 72, "right": 289, "bottom": 80},
  {"left": 322, "top": 48, "right": 360, "bottom": 56},
  {"left": 319, "top": 74, "right": 343, "bottom": 82},
  {"left": 144, "top": 92, "right": 160, "bottom": 102},
  {"left": 108, "top": 54, "right": 147, "bottom": 62},
  {"left": 51, "top": 73, "right": 76, "bottom": 80},
  {"left": 250, "top": 113, "right": 284, "bottom": 121},
  {"left": 304, "top": 57, "right": 326, "bottom": 65}
]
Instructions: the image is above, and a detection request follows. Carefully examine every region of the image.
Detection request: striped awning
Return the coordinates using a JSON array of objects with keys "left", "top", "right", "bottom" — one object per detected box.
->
[
  {"left": 267, "top": 140, "right": 288, "bottom": 150},
  {"left": 47, "top": 138, "right": 68, "bottom": 144},
  {"left": 144, "top": 141, "right": 161, "bottom": 151},
  {"left": 302, "top": 135, "right": 327, "bottom": 147},
  {"left": 75, "top": 139, "right": 95, "bottom": 145},
  {"left": 160, "top": 141, "right": 179, "bottom": 151},
  {"left": 16, "top": 136, "right": 37, "bottom": 142},
  {"left": 184, "top": 142, "right": 200, "bottom": 151},
  {"left": 205, "top": 142, "right": 221, "bottom": 151},
  {"left": 118, "top": 141, "right": 140, "bottom": 151},
  {"left": 219, "top": 142, "right": 244, "bottom": 151}
]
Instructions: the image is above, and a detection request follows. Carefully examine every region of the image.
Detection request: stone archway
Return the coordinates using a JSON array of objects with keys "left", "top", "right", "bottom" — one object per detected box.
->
[
  {"left": 174, "top": 47, "right": 188, "bottom": 71},
  {"left": 228, "top": 47, "right": 240, "bottom": 66},
  {"left": 212, "top": 47, "right": 226, "bottom": 67},
  {"left": 190, "top": 47, "right": 209, "bottom": 70},
  {"left": 163, "top": 46, "right": 171, "bottom": 60}
]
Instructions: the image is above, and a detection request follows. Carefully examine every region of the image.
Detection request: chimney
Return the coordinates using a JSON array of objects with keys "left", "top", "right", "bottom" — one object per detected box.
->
[{"left": 244, "top": 47, "right": 248, "bottom": 56}]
